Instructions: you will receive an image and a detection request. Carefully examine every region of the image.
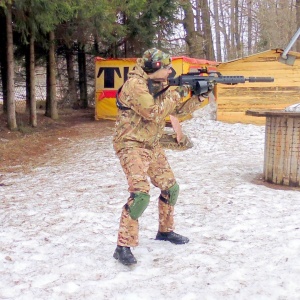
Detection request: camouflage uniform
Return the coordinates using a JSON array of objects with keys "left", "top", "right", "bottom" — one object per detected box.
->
[{"left": 113, "top": 53, "right": 186, "bottom": 247}]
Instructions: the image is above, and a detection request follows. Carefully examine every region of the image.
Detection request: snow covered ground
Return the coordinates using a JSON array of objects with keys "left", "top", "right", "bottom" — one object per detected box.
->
[{"left": 1, "top": 109, "right": 300, "bottom": 300}]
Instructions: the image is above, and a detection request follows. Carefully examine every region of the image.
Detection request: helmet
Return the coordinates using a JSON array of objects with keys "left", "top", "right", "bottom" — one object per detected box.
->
[{"left": 142, "top": 48, "right": 171, "bottom": 73}]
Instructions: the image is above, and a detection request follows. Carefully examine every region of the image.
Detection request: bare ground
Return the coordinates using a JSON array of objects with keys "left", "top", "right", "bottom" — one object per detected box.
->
[
  {"left": 1, "top": 92, "right": 298, "bottom": 174},
  {"left": 0, "top": 108, "right": 114, "bottom": 173}
]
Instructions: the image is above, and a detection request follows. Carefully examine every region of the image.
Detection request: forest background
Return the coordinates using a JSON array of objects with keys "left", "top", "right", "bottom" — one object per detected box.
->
[{"left": 0, "top": 0, "right": 300, "bottom": 131}]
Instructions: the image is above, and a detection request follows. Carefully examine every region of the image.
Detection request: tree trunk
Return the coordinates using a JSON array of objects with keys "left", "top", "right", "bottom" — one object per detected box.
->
[
  {"left": 213, "top": 0, "right": 222, "bottom": 61},
  {"left": 29, "top": 33, "right": 37, "bottom": 126},
  {"left": 297, "top": 0, "right": 300, "bottom": 52},
  {"left": 0, "top": 7, "right": 8, "bottom": 113},
  {"left": 234, "top": 0, "right": 241, "bottom": 56},
  {"left": 25, "top": 45, "right": 30, "bottom": 112},
  {"left": 0, "top": 50, "right": 8, "bottom": 113},
  {"left": 65, "top": 47, "right": 78, "bottom": 109},
  {"left": 247, "top": 0, "right": 253, "bottom": 55},
  {"left": 46, "top": 31, "right": 58, "bottom": 119},
  {"left": 45, "top": 54, "right": 50, "bottom": 116},
  {"left": 199, "top": 0, "right": 215, "bottom": 60},
  {"left": 219, "top": 1, "right": 231, "bottom": 60},
  {"left": 6, "top": 2, "right": 17, "bottom": 130},
  {"left": 180, "top": 0, "right": 204, "bottom": 58},
  {"left": 77, "top": 43, "right": 88, "bottom": 109}
]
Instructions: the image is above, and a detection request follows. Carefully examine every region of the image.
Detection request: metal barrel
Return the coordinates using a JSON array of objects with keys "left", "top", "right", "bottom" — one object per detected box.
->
[
  {"left": 216, "top": 76, "right": 246, "bottom": 84},
  {"left": 247, "top": 77, "right": 274, "bottom": 82}
]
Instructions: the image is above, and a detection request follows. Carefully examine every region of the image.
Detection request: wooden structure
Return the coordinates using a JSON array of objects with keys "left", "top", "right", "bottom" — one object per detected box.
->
[
  {"left": 247, "top": 110, "right": 300, "bottom": 187},
  {"left": 217, "top": 49, "right": 300, "bottom": 124},
  {"left": 94, "top": 56, "right": 218, "bottom": 121}
]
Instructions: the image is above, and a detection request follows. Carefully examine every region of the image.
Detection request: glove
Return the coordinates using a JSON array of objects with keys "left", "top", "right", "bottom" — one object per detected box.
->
[{"left": 175, "top": 85, "right": 191, "bottom": 98}]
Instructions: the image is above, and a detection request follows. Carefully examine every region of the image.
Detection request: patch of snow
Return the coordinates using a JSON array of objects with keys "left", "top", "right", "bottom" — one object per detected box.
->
[
  {"left": 285, "top": 103, "right": 300, "bottom": 112},
  {"left": 1, "top": 113, "right": 300, "bottom": 299}
]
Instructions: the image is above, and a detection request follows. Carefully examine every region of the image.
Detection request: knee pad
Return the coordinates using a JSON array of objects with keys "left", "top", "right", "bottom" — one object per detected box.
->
[
  {"left": 128, "top": 192, "right": 150, "bottom": 220},
  {"left": 168, "top": 182, "right": 179, "bottom": 206},
  {"left": 160, "top": 183, "right": 179, "bottom": 206}
]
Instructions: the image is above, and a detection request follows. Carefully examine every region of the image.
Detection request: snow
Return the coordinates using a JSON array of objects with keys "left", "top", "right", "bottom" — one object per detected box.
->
[
  {"left": 1, "top": 109, "right": 300, "bottom": 300},
  {"left": 285, "top": 103, "right": 300, "bottom": 112}
]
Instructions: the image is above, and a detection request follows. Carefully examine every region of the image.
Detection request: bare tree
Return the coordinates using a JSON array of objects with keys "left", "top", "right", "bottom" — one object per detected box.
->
[
  {"left": 77, "top": 43, "right": 88, "bottom": 109},
  {"left": 29, "top": 30, "right": 37, "bottom": 127},
  {"left": 255, "top": 0, "right": 296, "bottom": 50},
  {"left": 297, "top": 0, "right": 300, "bottom": 52},
  {"left": 0, "top": 8, "right": 8, "bottom": 113},
  {"left": 6, "top": 1, "right": 17, "bottom": 130},
  {"left": 218, "top": 1, "right": 233, "bottom": 60},
  {"left": 208, "top": 0, "right": 297, "bottom": 61},
  {"left": 45, "top": 31, "right": 58, "bottom": 120},
  {"left": 212, "top": 0, "right": 222, "bottom": 61},
  {"left": 233, "top": 0, "right": 241, "bottom": 56},
  {"left": 247, "top": 0, "right": 253, "bottom": 55},
  {"left": 65, "top": 47, "right": 78, "bottom": 109},
  {"left": 179, "top": 0, "right": 204, "bottom": 57},
  {"left": 199, "top": 0, "right": 215, "bottom": 60}
]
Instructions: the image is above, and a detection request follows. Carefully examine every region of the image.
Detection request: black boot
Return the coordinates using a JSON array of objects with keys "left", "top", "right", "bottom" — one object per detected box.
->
[
  {"left": 113, "top": 246, "right": 137, "bottom": 265},
  {"left": 155, "top": 231, "right": 189, "bottom": 245}
]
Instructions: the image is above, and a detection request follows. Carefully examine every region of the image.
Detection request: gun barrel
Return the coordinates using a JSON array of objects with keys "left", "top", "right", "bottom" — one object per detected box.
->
[
  {"left": 167, "top": 74, "right": 275, "bottom": 94},
  {"left": 216, "top": 76, "right": 246, "bottom": 84},
  {"left": 246, "top": 77, "right": 274, "bottom": 82}
]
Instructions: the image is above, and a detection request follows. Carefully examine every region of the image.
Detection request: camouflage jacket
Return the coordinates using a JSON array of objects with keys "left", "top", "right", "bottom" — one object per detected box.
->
[{"left": 113, "top": 64, "right": 182, "bottom": 152}]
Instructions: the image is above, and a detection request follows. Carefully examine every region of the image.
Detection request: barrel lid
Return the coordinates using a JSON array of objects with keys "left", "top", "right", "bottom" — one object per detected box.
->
[{"left": 246, "top": 109, "right": 300, "bottom": 117}]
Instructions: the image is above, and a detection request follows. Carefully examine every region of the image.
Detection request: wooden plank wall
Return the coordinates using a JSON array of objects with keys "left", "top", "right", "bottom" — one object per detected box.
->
[
  {"left": 216, "top": 49, "right": 300, "bottom": 124},
  {"left": 264, "top": 115, "right": 300, "bottom": 187}
]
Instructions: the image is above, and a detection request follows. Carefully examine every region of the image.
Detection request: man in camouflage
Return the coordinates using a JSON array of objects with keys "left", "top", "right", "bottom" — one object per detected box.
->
[{"left": 113, "top": 48, "right": 190, "bottom": 266}]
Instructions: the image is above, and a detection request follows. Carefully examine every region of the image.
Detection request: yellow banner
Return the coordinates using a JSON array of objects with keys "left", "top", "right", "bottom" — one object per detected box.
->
[{"left": 95, "top": 56, "right": 218, "bottom": 121}]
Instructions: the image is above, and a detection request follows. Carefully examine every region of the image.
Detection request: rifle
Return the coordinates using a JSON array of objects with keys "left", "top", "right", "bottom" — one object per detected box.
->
[{"left": 167, "top": 67, "right": 274, "bottom": 96}]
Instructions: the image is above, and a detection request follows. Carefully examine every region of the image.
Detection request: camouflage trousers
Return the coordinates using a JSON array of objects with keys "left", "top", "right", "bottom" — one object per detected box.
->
[{"left": 116, "top": 145, "right": 177, "bottom": 247}]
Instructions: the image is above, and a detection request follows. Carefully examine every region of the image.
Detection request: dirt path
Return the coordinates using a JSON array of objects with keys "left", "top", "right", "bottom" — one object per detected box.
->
[
  {"left": 0, "top": 109, "right": 114, "bottom": 173},
  {"left": 1, "top": 92, "right": 297, "bottom": 173}
]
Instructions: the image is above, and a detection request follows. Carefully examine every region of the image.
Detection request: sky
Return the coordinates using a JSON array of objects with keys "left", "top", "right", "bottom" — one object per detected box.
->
[{"left": 0, "top": 106, "right": 300, "bottom": 300}]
